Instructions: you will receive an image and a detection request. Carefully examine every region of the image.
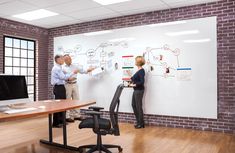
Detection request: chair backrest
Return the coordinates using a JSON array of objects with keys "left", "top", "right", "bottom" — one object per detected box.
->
[{"left": 109, "top": 84, "right": 124, "bottom": 136}]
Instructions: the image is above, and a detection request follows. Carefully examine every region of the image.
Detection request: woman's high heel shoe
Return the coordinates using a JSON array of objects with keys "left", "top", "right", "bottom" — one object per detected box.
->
[{"left": 134, "top": 124, "right": 145, "bottom": 129}]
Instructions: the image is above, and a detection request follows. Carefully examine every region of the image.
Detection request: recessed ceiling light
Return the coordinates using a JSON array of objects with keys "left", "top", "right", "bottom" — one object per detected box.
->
[
  {"left": 83, "top": 30, "right": 112, "bottom": 36},
  {"left": 12, "top": 9, "right": 58, "bottom": 21},
  {"left": 147, "top": 21, "right": 187, "bottom": 27},
  {"left": 165, "top": 30, "right": 199, "bottom": 36},
  {"left": 109, "top": 37, "right": 135, "bottom": 42},
  {"left": 183, "top": 39, "right": 211, "bottom": 43},
  {"left": 93, "top": 0, "right": 131, "bottom": 5}
]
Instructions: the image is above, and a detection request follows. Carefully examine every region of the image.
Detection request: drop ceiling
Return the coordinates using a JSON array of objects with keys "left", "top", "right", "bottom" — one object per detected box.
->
[{"left": 0, "top": 0, "right": 219, "bottom": 29}]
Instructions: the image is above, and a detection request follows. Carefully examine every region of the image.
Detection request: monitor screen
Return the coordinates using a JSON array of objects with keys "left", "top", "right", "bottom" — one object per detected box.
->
[{"left": 0, "top": 75, "right": 28, "bottom": 102}]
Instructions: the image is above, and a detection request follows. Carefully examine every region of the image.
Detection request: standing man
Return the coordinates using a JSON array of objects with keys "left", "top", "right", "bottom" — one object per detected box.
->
[
  {"left": 51, "top": 55, "right": 78, "bottom": 128},
  {"left": 63, "top": 54, "right": 94, "bottom": 122}
]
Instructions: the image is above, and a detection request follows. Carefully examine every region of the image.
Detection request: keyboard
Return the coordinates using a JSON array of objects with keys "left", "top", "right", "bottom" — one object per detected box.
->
[{"left": 4, "top": 107, "right": 37, "bottom": 114}]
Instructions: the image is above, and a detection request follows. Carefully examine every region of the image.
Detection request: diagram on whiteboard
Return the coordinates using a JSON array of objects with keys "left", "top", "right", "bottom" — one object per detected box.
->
[
  {"left": 56, "top": 41, "right": 130, "bottom": 77},
  {"left": 57, "top": 42, "right": 192, "bottom": 81},
  {"left": 143, "top": 44, "right": 192, "bottom": 81}
]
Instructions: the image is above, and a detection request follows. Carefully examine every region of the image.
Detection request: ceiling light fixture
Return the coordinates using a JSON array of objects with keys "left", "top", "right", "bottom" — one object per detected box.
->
[{"left": 12, "top": 9, "right": 58, "bottom": 21}]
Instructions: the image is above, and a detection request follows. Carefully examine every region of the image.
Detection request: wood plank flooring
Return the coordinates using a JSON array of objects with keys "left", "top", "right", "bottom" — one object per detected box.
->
[{"left": 0, "top": 117, "right": 234, "bottom": 153}]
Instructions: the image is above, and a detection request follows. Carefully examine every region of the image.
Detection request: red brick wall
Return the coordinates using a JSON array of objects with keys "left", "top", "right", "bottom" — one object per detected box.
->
[
  {"left": 48, "top": 0, "right": 235, "bottom": 133},
  {"left": 0, "top": 18, "right": 49, "bottom": 100}
]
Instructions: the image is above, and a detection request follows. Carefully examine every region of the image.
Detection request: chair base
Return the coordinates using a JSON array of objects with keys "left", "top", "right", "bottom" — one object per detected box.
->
[{"left": 78, "top": 144, "right": 123, "bottom": 153}]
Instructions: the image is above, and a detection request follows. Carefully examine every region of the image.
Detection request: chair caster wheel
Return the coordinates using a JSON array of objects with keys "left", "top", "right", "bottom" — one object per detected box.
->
[
  {"left": 118, "top": 147, "right": 123, "bottom": 152},
  {"left": 78, "top": 147, "right": 84, "bottom": 153}
]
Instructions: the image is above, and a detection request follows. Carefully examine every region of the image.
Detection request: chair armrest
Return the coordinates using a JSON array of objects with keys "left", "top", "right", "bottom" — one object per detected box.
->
[
  {"left": 88, "top": 106, "right": 104, "bottom": 111},
  {"left": 84, "top": 110, "right": 102, "bottom": 131},
  {"left": 85, "top": 110, "right": 102, "bottom": 116}
]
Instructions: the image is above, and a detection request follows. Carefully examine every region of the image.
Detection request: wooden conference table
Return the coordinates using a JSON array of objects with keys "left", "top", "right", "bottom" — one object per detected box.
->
[{"left": 0, "top": 99, "right": 96, "bottom": 151}]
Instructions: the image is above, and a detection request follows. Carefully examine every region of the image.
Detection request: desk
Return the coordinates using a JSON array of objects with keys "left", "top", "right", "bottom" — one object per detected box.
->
[{"left": 0, "top": 99, "right": 95, "bottom": 151}]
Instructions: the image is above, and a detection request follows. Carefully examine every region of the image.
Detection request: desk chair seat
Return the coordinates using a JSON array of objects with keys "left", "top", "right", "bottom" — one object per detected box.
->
[
  {"left": 78, "top": 84, "right": 124, "bottom": 153},
  {"left": 79, "top": 118, "right": 111, "bottom": 130}
]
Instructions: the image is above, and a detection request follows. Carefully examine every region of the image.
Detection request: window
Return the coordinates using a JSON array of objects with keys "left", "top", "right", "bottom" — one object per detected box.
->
[{"left": 4, "top": 36, "right": 36, "bottom": 101}]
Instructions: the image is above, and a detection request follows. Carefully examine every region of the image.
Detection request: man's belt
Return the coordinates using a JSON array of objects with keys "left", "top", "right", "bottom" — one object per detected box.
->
[{"left": 66, "top": 81, "right": 77, "bottom": 84}]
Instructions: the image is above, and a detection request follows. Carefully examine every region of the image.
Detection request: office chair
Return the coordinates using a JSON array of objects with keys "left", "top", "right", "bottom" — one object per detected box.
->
[{"left": 78, "top": 84, "right": 124, "bottom": 153}]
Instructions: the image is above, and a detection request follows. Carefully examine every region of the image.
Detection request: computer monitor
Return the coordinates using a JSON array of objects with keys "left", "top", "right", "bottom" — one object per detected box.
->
[{"left": 0, "top": 75, "right": 30, "bottom": 107}]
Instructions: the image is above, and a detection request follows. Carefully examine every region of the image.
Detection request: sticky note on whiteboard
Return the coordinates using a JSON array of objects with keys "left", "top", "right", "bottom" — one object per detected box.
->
[{"left": 176, "top": 68, "right": 192, "bottom": 81}]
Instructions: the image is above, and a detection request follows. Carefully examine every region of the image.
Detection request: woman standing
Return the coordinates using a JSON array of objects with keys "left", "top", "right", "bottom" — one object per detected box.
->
[{"left": 129, "top": 56, "right": 146, "bottom": 129}]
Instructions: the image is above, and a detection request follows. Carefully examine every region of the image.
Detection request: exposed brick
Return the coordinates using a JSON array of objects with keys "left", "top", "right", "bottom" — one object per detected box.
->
[
  {"left": 46, "top": 0, "right": 235, "bottom": 134},
  {"left": 0, "top": 17, "right": 49, "bottom": 101}
]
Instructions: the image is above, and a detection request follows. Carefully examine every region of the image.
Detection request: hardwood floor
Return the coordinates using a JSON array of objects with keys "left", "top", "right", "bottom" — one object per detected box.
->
[{"left": 0, "top": 117, "right": 234, "bottom": 153}]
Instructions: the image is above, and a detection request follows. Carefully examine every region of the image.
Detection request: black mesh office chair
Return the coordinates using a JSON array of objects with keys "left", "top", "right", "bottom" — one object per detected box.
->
[{"left": 78, "top": 84, "right": 124, "bottom": 153}]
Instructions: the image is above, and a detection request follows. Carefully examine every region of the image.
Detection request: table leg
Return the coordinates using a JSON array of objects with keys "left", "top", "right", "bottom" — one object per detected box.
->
[
  {"left": 40, "top": 112, "right": 79, "bottom": 151},
  {"left": 62, "top": 111, "right": 67, "bottom": 146},
  {"left": 49, "top": 114, "right": 53, "bottom": 142}
]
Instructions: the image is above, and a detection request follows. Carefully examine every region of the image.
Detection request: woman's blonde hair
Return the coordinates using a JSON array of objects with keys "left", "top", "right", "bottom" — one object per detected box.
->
[{"left": 135, "top": 56, "right": 145, "bottom": 66}]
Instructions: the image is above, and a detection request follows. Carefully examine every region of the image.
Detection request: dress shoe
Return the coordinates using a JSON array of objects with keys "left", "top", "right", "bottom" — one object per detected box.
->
[
  {"left": 134, "top": 124, "right": 145, "bottom": 129},
  {"left": 52, "top": 124, "right": 63, "bottom": 128},
  {"left": 52, "top": 122, "right": 68, "bottom": 128},
  {"left": 74, "top": 116, "right": 85, "bottom": 121},
  {"left": 66, "top": 118, "right": 75, "bottom": 122}
]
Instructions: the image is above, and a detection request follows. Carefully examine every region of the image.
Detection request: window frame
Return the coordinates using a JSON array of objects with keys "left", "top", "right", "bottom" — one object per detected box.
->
[{"left": 3, "top": 36, "right": 36, "bottom": 101}]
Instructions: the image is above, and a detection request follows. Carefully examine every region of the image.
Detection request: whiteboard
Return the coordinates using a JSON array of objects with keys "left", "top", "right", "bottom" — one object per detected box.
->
[{"left": 54, "top": 16, "right": 217, "bottom": 119}]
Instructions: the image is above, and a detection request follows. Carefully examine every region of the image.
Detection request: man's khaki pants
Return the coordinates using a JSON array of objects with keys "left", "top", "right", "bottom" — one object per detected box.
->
[{"left": 65, "top": 83, "right": 80, "bottom": 119}]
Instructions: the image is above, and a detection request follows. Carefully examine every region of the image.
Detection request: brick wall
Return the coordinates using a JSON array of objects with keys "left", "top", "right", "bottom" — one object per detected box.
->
[
  {"left": 48, "top": 0, "right": 235, "bottom": 133},
  {"left": 0, "top": 18, "right": 49, "bottom": 100}
]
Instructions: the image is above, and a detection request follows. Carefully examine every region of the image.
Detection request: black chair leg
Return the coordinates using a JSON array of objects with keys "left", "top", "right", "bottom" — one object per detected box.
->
[
  {"left": 87, "top": 146, "right": 99, "bottom": 153},
  {"left": 78, "top": 145, "right": 95, "bottom": 153},
  {"left": 101, "top": 145, "right": 112, "bottom": 153},
  {"left": 78, "top": 134, "right": 123, "bottom": 153},
  {"left": 79, "top": 145, "right": 122, "bottom": 153},
  {"left": 103, "top": 144, "right": 123, "bottom": 152}
]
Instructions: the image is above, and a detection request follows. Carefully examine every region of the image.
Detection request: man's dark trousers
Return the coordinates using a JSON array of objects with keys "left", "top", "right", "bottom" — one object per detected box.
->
[{"left": 53, "top": 85, "right": 66, "bottom": 126}]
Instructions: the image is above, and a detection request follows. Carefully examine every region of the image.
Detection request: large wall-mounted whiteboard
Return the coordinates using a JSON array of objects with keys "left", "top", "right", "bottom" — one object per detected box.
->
[{"left": 54, "top": 16, "right": 217, "bottom": 119}]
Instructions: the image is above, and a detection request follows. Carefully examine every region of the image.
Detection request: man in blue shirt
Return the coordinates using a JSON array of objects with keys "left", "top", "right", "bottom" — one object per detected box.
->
[{"left": 51, "top": 55, "right": 78, "bottom": 128}]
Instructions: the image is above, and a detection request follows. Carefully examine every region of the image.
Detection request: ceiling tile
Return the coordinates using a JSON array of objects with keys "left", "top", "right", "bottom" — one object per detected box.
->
[
  {"left": 118, "top": 4, "right": 170, "bottom": 16},
  {"left": 4, "top": 14, "right": 76, "bottom": 28},
  {"left": 32, "top": 15, "right": 75, "bottom": 24},
  {"left": 0, "top": 0, "right": 14, "bottom": 5},
  {"left": 162, "top": 0, "right": 218, "bottom": 3},
  {"left": 46, "top": 0, "right": 101, "bottom": 14},
  {"left": 81, "top": 13, "right": 122, "bottom": 22},
  {"left": 161, "top": 0, "right": 189, "bottom": 3},
  {"left": 162, "top": 0, "right": 219, "bottom": 8},
  {"left": 42, "top": 20, "right": 84, "bottom": 28},
  {"left": 104, "top": 0, "right": 167, "bottom": 12},
  {"left": 0, "top": 13, "right": 7, "bottom": 18},
  {"left": 0, "top": 0, "right": 221, "bottom": 28},
  {"left": 66, "top": 7, "right": 119, "bottom": 20},
  {"left": 0, "top": 0, "right": 36, "bottom": 16},
  {"left": 20, "top": 0, "right": 74, "bottom": 8}
]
